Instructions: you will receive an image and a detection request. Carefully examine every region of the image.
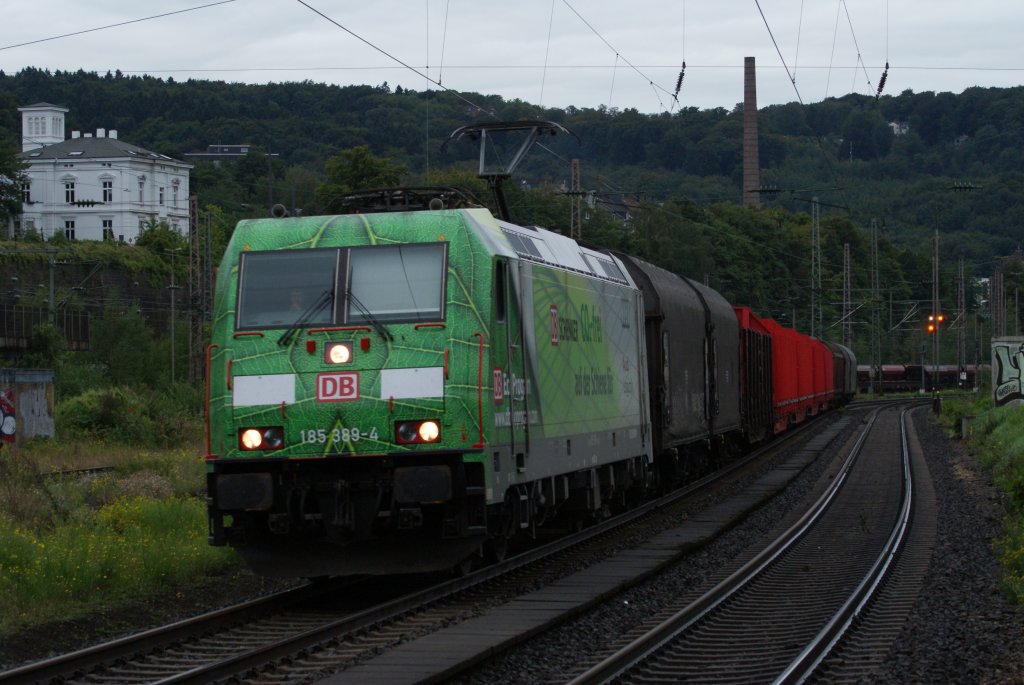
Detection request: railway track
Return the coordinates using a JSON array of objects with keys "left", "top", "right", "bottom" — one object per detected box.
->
[
  {"left": 0, "top": 413, "right": 849, "bottom": 685},
  {"left": 564, "top": 403, "right": 928, "bottom": 684}
]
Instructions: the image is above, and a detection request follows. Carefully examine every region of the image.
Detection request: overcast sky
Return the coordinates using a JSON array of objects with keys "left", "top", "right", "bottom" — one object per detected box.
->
[{"left": 3, "top": 0, "right": 1023, "bottom": 114}]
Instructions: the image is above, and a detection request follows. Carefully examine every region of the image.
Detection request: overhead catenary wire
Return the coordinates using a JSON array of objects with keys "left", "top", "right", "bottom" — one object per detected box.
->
[
  {"left": 753, "top": 0, "right": 851, "bottom": 214},
  {"left": 825, "top": 0, "right": 842, "bottom": 99},
  {"left": 438, "top": 0, "right": 451, "bottom": 87},
  {"left": 670, "top": 0, "right": 686, "bottom": 111},
  {"left": 560, "top": 0, "right": 673, "bottom": 111},
  {"left": 539, "top": 0, "right": 557, "bottom": 108},
  {"left": 794, "top": 0, "right": 805, "bottom": 83},
  {"left": 292, "top": 0, "right": 487, "bottom": 117},
  {"left": 0, "top": 0, "right": 237, "bottom": 51},
  {"left": 839, "top": 0, "right": 878, "bottom": 97}
]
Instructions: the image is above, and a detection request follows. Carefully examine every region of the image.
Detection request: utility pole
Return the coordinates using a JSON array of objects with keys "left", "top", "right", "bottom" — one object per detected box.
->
[
  {"left": 188, "top": 195, "right": 202, "bottom": 384},
  {"left": 870, "top": 219, "right": 880, "bottom": 394},
  {"left": 842, "top": 242, "right": 852, "bottom": 348},
  {"left": 993, "top": 267, "right": 1005, "bottom": 338},
  {"left": 957, "top": 256, "right": 966, "bottom": 387},
  {"left": 932, "top": 230, "right": 940, "bottom": 391},
  {"left": 810, "top": 198, "right": 821, "bottom": 338},
  {"left": 570, "top": 158, "right": 582, "bottom": 240},
  {"left": 168, "top": 248, "right": 181, "bottom": 384}
]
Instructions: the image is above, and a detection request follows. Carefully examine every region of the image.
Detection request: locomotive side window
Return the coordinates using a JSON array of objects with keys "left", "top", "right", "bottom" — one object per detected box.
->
[
  {"left": 495, "top": 260, "right": 507, "bottom": 323},
  {"left": 346, "top": 243, "right": 447, "bottom": 322},
  {"left": 236, "top": 249, "right": 338, "bottom": 329}
]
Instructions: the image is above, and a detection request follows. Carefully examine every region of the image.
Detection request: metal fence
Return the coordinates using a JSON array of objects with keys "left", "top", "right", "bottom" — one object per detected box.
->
[{"left": 0, "top": 305, "right": 90, "bottom": 351}]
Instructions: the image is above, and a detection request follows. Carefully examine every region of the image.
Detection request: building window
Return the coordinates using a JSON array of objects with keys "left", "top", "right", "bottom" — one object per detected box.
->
[
  {"left": 102, "top": 219, "right": 114, "bottom": 241},
  {"left": 65, "top": 182, "right": 76, "bottom": 204},
  {"left": 172, "top": 184, "right": 179, "bottom": 204},
  {"left": 102, "top": 180, "right": 113, "bottom": 202},
  {"left": 138, "top": 179, "right": 145, "bottom": 202},
  {"left": 159, "top": 187, "right": 165, "bottom": 205},
  {"left": 64, "top": 220, "right": 76, "bottom": 240},
  {"left": 21, "top": 183, "right": 30, "bottom": 203}
]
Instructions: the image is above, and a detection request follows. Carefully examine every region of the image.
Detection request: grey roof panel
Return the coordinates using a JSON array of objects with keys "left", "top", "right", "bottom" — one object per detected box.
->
[{"left": 19, "top": 137, "right": 189, "bottom": 165}]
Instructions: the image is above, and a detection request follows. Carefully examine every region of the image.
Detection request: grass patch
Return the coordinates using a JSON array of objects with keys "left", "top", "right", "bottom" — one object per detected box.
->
[
  {"left": 0, "top": 440, "right": 240, "bottom": 632},
  {"left": 941, "top": 393, "right": 1024, "bottom": 603}
]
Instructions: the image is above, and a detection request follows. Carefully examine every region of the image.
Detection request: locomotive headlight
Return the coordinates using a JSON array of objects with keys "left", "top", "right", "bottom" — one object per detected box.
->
[
  {"left": 240, "top": 429, "right": 263, "bottom": 449},
  {"left": 238, "top": 427, "right": 285, "bottom": 451},
  {"left": 325, "top": 342, "right": 353, "bottom": 365},
  {"left": 418, "top": 420, "right": 440, "bottom": 442},
  {"left": 395, "top": 420, "right": 441, "bottom": 444}
]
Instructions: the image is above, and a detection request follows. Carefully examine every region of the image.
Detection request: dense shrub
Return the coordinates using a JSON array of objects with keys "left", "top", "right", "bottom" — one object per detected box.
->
[{"left": 54, "top": 384, "right": 202, "bottom": 446}]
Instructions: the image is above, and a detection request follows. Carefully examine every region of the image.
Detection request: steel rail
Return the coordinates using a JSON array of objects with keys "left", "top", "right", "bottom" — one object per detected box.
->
[
  {"left": 773, "top": 407, "right": 914, "bottom": 684},
  {"left": 567, "top": 407, "right": 883, "bottom": 685}
]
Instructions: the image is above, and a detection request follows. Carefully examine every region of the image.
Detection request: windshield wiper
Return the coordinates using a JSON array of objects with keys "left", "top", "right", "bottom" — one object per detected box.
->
[
  {"left": 277, "top": 289, "right": 333, "bottom": 346},
  {"left": 348, "top": 291, "right": 393, "bottom": 342}
]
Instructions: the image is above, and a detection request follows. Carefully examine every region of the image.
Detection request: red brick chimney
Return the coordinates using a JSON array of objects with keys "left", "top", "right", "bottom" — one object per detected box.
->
[{"left": 743, "top": 57, "right": 761, "bottom": 208}]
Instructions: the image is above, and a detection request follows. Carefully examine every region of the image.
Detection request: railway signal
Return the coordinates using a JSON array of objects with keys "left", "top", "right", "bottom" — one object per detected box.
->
[{"left": 926, "top": 312, "right": 945, "bottom": 333}]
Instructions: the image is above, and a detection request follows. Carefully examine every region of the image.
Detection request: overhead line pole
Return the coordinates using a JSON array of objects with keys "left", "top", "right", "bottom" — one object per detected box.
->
[{"left": 932, "top": 230, "right": 940, "bottom": 391}]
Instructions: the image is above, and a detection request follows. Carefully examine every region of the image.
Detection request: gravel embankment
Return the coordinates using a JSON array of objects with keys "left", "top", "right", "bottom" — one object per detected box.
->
[{"left": 872, "top": 411, "right": 1024, "bottom": 684}]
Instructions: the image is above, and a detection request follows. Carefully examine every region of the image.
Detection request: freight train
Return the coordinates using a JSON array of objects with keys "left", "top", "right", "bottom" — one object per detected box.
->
[
  {"left": 203, "top": 186, "right": 856, "bottom": 577},
  {"left": 856, "top": 363, "right": 984, "bottom": 393}
]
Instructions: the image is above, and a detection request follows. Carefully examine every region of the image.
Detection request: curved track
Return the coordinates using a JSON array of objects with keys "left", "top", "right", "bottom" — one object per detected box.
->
[{"left": 567, "top": 404, "right": 919, "bottom": 684}]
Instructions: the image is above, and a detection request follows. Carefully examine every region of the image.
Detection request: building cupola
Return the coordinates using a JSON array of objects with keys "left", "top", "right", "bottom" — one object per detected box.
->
[{"left": 18, "top": 102, "right": 68, "bottom": 152}]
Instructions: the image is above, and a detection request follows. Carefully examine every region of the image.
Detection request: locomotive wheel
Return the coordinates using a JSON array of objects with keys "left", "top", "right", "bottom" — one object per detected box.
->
[
  {"left": 453, "top": 550, "right": 479, "bottom": 576},
  {"left": 484, "top": 535, "right": 509, "bottom": 564}
]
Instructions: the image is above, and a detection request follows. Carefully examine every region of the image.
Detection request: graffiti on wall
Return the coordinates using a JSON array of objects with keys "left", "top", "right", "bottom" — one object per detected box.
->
[
  {"left": 0, "top": 387, "right": 14, "bottom": 447},
  {"left": 992, "top": 337, "right": 1024, "bottom": 406}
]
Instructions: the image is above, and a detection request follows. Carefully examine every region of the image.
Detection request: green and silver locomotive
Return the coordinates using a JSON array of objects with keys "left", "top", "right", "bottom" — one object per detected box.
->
[{"left": 206, "top": 192, "right": 651, "bottom": 575}]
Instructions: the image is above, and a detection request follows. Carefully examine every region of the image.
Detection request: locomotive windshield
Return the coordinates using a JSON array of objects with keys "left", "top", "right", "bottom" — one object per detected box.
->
[
  {"left": 346, "top": 243, "right": 446, "bottom": 322},
  {"left": 235, "top": 243, "right": 447, "bottom": 330},
  {"left": 236, "top": 249, "right": 338, "bottom": 329}
]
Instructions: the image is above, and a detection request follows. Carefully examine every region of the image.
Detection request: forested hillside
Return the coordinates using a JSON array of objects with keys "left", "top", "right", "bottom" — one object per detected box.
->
[{"left": 3, "top": 67, "right": 1024, "bottom": 364}]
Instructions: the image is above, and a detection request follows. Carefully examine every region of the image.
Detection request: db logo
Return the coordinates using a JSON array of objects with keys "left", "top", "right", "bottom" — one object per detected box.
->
[
  {"left": 493, "top": 369, "right": 504, "bottom": 403},
  {"left": 317, "top": 372, "right": 359, "bottom": 402}
]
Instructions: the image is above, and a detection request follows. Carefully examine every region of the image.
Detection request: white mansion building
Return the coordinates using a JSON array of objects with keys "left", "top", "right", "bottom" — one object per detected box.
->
[{"left": 13, "top": 102, "right": 192, "bottom": 242}]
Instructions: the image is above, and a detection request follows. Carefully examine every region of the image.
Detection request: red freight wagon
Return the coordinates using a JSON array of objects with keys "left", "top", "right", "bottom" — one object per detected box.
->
[
  {"left": 811, "top": 337, "right": 834, "bottom": 413},
  {"left": 761, "top": 318, "right": 806, "bottom": 433},
  {"left": 733, "top": 306, "right": 774, "bottom": 443},
  {"left": 794, "top": 330, "right": 814, "bottom": 417}
]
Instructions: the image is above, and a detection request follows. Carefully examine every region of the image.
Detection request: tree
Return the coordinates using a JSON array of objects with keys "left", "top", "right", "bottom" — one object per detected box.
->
[
  {"left": 315, "top": 145, "right": 408, "bottom": 212},
  {"left": 88, "top": 309, "right": 161, "bottom": 386},
  {"left": 0, "top": 138, "right": 27, "bottom": 225},
  {"left": 136, "top": 218, "right": 188, "bottom": 256}
]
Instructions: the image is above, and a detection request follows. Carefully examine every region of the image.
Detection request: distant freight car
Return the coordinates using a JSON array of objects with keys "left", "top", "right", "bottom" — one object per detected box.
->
[{"left": 857, "top": 364, "right": 982, "bottom": 393}]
